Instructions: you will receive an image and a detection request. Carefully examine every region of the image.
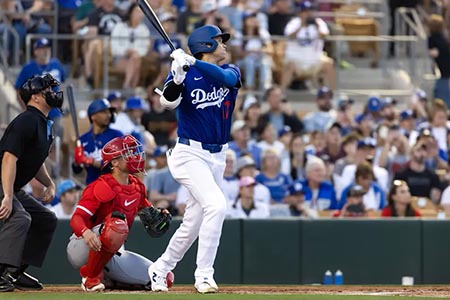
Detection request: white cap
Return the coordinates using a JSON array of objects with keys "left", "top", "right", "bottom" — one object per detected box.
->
[
  {"left": 231, "top": 120, "right": 247, "bottom": 133},
  {"left": 242, "top": 94, "right": 259, "bottom": 113},
  {"left": 201, "top": 0, "right": 217, "bottom": 13}
]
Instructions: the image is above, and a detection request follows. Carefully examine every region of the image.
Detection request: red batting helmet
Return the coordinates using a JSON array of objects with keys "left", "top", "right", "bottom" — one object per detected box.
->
[{"left": 101, "top": 135, "right": 145, "bottom": 174}]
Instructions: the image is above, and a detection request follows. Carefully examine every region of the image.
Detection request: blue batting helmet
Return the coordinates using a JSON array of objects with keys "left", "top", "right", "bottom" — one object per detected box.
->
[
  {"left": 87, "top": 98, "right": 115, "bottom": 123},
  {"left": 188, "top": 25, "right": 230, "bottom": 56}
]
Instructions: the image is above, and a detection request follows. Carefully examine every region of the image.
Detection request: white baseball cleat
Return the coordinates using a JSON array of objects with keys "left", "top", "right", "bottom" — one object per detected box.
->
[
  {"left": 148, "top": 264, "right": 168, "bottom": 292},
  {"left": 195, "top": 278, "right": 218, "bottom": 294}
]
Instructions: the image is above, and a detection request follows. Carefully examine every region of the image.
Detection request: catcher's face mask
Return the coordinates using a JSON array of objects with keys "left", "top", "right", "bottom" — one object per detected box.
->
[{"left": 102, "top": 135, "right": 146, "bottom": 174}]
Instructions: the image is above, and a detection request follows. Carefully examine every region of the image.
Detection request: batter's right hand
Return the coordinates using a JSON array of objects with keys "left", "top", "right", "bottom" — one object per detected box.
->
[
  {"left": 170, "top": 48, "right": 186, "bottom": 61},
  {"left": 0, "top": 195, "right": 13, "bottom": 220},
  {"left": 74, "top": 144, "right": 86, "bottom": 165},
  {"left": 82, "top": 229, "right": 102, "bottom": 251}
]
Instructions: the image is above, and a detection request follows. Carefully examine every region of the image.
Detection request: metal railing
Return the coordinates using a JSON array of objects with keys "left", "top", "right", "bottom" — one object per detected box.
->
[{"left": 0, "top": 10, "right": 20, "bottom": 67}]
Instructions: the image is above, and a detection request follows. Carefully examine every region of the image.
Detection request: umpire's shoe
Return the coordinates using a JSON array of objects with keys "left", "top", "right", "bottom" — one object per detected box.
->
[
  {"left": 6, "top": 272, "right": 43, "bottom": 291},
  {"left": 0, "top": 275, "right": 14, "bottom": 292}
]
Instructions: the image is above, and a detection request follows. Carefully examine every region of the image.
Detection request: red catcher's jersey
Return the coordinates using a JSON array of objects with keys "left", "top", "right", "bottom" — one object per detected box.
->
[{"left": 72, "top": 173, "right": 151, "bottom": 235}]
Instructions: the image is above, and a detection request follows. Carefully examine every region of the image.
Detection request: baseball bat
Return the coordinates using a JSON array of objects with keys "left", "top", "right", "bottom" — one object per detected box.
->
[
  {"left": 137, "top": 0, "right": 189, "bottom": 71},
  {"left": 66, "top": 84, "right": 81, "bottom": 146}
]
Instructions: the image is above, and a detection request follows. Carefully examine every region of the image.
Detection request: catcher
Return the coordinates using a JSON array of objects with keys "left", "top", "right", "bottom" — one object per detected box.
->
[{"left": 66, "top": 135, "right": 173, "bottom": 292}]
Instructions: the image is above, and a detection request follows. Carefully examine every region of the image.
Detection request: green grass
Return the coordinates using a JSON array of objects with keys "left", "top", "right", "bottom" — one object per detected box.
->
[{"left": 1, "top": 293, "right": 449, "bottom": 300}]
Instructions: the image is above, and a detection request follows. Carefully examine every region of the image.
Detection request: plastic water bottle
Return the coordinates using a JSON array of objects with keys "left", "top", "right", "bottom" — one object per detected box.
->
[
  {"left": 334, "top": 270, "right": 343, "bottom": 285},
  {"left": 323, "top": 270, "right": 333, "bottom": 285}
]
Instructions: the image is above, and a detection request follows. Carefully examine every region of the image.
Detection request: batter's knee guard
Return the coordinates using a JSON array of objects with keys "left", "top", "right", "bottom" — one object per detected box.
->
[{"left": 80, "top": 212, "right": 129, "bottom": 279}]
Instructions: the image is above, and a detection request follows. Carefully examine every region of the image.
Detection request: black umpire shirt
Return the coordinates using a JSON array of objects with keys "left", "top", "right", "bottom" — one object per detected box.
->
[{"left": 0, "top": 106, "right": 53, "bottom": 192}]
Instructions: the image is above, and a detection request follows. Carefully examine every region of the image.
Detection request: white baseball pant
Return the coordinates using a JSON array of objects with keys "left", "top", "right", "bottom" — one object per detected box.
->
[{"left": 152, "top": 139, "right": 227, "bottom": 282}]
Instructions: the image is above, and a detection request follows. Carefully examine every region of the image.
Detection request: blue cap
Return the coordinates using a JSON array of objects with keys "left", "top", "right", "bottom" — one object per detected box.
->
[
  {"left": 107, "top": 91, "right": 122, "bottom": 102},
  {"left": 355, "top": 113, "right": 372, "bottom": 124},
  {"left": 290, "top": 181, "right": 305, "bottom": 195},
  {"left": 357, "top": 137, "right": 377, "bottom": 149},
  {"left": 125, "top": 96, "right": 144, "bottom": 110},
  {"left": 33, "top": 38, "right": 51, "bottom": 50},
  {"left": 278, "top": 125, "right": 292, "bottom": 137},
  {"left": 416, "top": 88, "right": 427, "bottom": 100},
  {"left": 381, "top": 97, "right": 397, "bottom": 109},
  {"left": 57, "top": 179, "right": 80, "bottom": 197},
  {"left": 87, "top": 98, "right": 111, "bottom": 118},
  {"left": 297, "top": 0, "right": 313, "bottom": 11},
  {"left": 400, "top": 109, "right": 413, "bottom": 120},
  {"left": 153, "top": 145, "right": 168, "bottom": 157},
  {"left": 367, "top": 96, "right": 381, "bottom": 112},
  {"left": 317, "top": 86, "right": 333, "bottom": 98}
]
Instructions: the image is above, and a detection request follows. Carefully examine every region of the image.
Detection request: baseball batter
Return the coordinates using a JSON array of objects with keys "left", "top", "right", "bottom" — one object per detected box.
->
[
  {"left": 66, "top": 135, "right": 173, "bottom": 292},
  {"left": 147, "top": 25, "right": 241, "bottom": 293}
]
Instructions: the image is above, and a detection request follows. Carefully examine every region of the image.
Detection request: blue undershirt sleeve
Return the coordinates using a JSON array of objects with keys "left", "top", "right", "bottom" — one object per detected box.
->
[{"left": 194, "top": 60, "right": 238, "bottom": 87}]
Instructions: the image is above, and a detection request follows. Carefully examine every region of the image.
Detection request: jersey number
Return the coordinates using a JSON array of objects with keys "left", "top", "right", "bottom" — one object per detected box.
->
[{"left": 222, "top": 100, "right": 231, "bottom": 120}]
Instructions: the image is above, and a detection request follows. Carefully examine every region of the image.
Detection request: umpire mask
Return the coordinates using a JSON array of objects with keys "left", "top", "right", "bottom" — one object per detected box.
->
[{"left": 19, "top": 73, "right": 64, "bottom": 110}]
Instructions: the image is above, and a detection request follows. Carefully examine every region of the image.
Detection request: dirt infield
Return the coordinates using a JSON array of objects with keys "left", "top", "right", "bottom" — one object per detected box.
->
[{"left": 40, "top": 285, "right": 450, "bottom": 297}]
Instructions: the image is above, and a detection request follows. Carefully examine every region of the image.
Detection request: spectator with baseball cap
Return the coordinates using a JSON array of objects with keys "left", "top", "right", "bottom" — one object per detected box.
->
[
  {"left": 303, "top": 87, "right": 336, "bottom": 133},
  {"left": 106, "top": 91, "right": 123, "bottom": 112},
  {"left": 365, "top": 96, "right": 382, "bottom": 120},
  {"left": 236, "top": 155, "right": 271, "bottom": 205},
  {"left": 339, "top": 161, "right": 386, "bottom": 211},
  {"left": 73, "top": 99, "right": 123, "bottom": 185},
  {"left": 379, "top": 97, "right": 398, "bottom": 125},
  {"left": 336, "top": 185, "right": 368, "bottom": 217},
  {"left": 229, "top": 120, "right": 263, "bottom": 168},
  {"left": 15, "top": 38, "right": 66, "bottom": 132},
  {"left": 335, "top": 95, "right": 355, "bottom": 135},
  {"left": 281, "top": 1, "right": 335, "bottom": 90},
  {"left": 399, "top": 109, "right": 415, "bottom": 138},
  {"left": 111, "top": 96, "right": 146, "bottom": 144},
  {"left": 227, "top": 176, "right": 270, "bottom": 219},
  {"left": 354, "top": 113, "right": 374, "bottom": 138},
  {"left": 50, "top": 180, "right": 81, "bottom": 219},
  {"left": 393, "top": 142, "right": 442, "bottom": 203},
  {"left": 338, "top": 137, "right": 389, "bottom": 197}
]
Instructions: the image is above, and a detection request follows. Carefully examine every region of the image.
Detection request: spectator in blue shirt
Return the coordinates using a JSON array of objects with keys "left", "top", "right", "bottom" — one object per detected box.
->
[
  {"left": 255, "top": 148, "right": 293, "bottom": 203},
  {"left": 296, "top": 155, "right": 337, "bottom": 210},
  {"left": 72, "top": 99, "right": 123, "bottom": 185},
  {"left": 15, "top": 38, "right": 66, "bottom": 122}
]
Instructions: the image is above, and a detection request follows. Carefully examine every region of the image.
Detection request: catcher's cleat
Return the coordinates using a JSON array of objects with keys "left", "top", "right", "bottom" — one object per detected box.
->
[
  {"left": 6, "top": 272, "right": 43, "bottom": 291},
  {"left": 81, "top": 277, "right": 105, "bottom": 292},
  {"left": 195, "top": 277, "right": 218, "bottom": 294},
  {"left": 0, "top": 275, "right": 14, "bottom": 292},
  {"left": 148, "top": 264, "right": 168, "bottom": 292}
]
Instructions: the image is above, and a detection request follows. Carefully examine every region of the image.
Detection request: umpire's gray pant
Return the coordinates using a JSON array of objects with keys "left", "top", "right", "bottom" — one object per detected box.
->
[{"left": 0, "top": 188, "right": 57, "bottom": 268}]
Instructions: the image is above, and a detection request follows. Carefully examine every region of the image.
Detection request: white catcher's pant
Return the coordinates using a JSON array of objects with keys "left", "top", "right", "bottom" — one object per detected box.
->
[
  {"left": 153, "top": 140, "right": 227, "bottom": 281},
  {"left": 66, "top": 225, "right": 153, "bottom": 285}
]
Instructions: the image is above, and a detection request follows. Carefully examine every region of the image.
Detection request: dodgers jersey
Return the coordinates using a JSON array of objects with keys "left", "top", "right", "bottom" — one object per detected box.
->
[{"left": 166, "top": 64, "right": 241, "bottom": 145}]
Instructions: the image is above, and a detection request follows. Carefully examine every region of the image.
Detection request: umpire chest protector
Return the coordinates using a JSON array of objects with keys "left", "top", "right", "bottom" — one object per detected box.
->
[{"left": 92, "top": 173, "right": 145, "bottom": 226}]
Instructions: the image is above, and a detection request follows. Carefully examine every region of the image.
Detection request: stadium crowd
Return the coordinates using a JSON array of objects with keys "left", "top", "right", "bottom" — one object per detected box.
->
[{"left": 2, "top": 0, "right": 450, "bottom": 219}]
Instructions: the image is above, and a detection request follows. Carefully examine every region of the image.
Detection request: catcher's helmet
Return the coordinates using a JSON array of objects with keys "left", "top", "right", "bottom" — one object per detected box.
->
[
  {"left": 188, "top": 25, "right": 230, "bottom": 56},
  {"left": 102, "top": 135, "right": 145, "bottom": 174},
  {"left": 19, "top": 73, "right": 61, "bottom": 104},
  {"left": 87, "top": 98, "right": 115, "bottom": 123}
]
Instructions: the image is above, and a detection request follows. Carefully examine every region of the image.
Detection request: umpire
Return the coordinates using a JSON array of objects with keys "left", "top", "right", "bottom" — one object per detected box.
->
[{"left": 0, "top": 74, "right": 62, "bottom": 292}]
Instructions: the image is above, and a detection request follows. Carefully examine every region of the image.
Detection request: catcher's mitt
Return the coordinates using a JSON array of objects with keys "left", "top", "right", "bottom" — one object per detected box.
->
[{"left": 138, "top": 206, "right": 172, "bottom": 238}]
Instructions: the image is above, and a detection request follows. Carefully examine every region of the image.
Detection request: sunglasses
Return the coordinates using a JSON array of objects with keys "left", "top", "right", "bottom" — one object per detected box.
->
[{"left": 392, "top": 179, "right": 406, "bottom": 187}]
